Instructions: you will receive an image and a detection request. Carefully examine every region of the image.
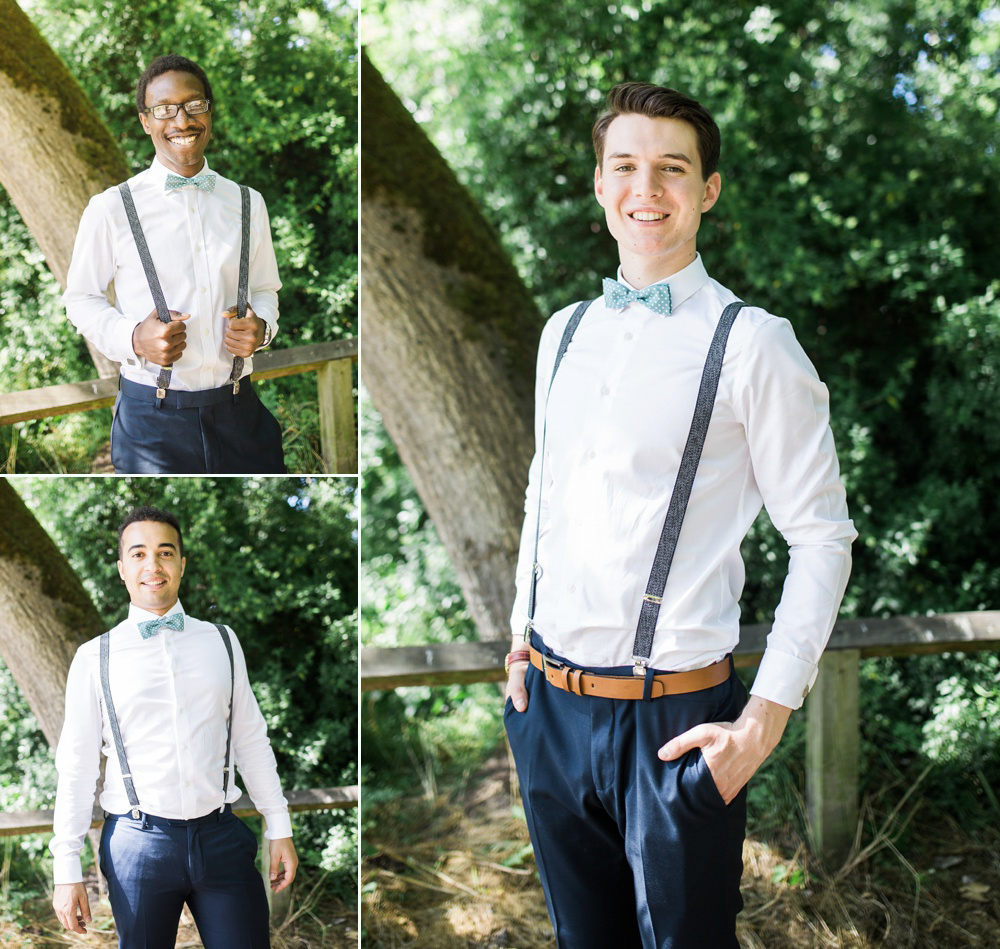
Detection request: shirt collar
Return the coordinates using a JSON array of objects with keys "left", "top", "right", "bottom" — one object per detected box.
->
[
  {"left": 148, "top": 156, "right": 211, "bottom": 187},
  {"left": 128, "top": 599, "right": 185, "bottom": 630},
  {"left": 615, "top": 254, "right": 710, "bottom": 313}
]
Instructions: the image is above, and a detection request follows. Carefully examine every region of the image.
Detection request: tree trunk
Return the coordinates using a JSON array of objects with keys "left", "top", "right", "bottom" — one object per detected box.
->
[
  {"left": 360, "top": 52, "right": 544, "bottom": 640},
  {"left": 0, "top": 0, "right": 131, "bottom": 379},
  {"left": 0, "top": 480, "right": 105, "bottom": 749}
]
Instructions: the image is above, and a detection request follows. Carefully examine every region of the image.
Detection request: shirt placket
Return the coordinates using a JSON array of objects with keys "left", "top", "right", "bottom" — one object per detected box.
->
[
  {"left": 161, "top": 628, "right": 196, "bottom": 816},
  {"left": 185, "top": 191, "right": 216, "bottom": 391}
]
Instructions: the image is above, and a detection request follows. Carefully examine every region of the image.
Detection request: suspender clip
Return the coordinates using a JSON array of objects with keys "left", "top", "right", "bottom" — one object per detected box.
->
[
  {"left": 131, "top": 807, "right": 140, "bottom": 820},
  {"left": 632, "top": 657, "right": 649, "bottom": 677},
  {"left": 523, "top": 621, "right": 533, "bottom": 643},
  {"left": 232, "top": 379, "right": 240, "bottom": 398}
]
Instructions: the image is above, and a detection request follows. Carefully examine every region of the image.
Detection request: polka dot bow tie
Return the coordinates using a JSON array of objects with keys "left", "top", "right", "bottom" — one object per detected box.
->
[
  {"left": 164, "top": 173, "right": 217, "bottom": 193},
  {"left": 602, "top": 277, "right": 673, "bottom": 316},
  {"left": 138, "top": 612, "right": 185, "bottom": 640}
]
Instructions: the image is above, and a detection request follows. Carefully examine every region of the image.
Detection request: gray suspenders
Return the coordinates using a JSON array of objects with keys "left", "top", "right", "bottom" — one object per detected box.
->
[
  {"left": 118, "top": 181, "right": 252, "bottom": 405},
  {"left": 99, "top": 622, "right": 235, "bottom": 819},
  {"left": 524, "top": 298, "right": 746, "bottom": 675}
]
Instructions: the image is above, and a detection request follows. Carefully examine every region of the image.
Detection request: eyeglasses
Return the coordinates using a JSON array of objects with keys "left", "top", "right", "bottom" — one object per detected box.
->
[{"left": 142, "top": 98, "right": 211, "bottom": 120}]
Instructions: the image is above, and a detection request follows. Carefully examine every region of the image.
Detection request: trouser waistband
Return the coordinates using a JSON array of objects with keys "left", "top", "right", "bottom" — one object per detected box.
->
[
  {"left": 104, "top": 803, "right": 233, "bottom": 827},
  {"left": 119, "top": 375, "right": 251, "bottom": 408},
  {"left": 529, "top": 634, "right": 732, "bottom": 700}
]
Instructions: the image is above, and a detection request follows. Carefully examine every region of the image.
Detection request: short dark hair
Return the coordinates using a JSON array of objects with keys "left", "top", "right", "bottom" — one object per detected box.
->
[
  {"left": 592, "top": 82, "right": 721, "bottom": 180},
  {"left": 118, "top": 506, "right": 184, "bottom": 559},
  {"left": 136, "top": 54, "right": 214, "bottom": 114}
]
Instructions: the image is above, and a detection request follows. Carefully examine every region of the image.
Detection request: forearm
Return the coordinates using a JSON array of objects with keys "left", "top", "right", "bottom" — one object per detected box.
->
[{"left": 750, "top": 539, "right": 853, "bottom": 709}]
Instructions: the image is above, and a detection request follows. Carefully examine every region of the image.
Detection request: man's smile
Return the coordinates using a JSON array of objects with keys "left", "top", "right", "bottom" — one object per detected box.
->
[
  {"left": 629, "top": 210, "right": 670, "bottom": 222},
  {"left": 167, "top": 132, "right": 201, "bottom": 147}
]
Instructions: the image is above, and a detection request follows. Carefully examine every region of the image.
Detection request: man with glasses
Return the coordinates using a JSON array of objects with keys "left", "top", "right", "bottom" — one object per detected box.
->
[{"left": 64, "top": 55, "right": 285, "bottom": 473}]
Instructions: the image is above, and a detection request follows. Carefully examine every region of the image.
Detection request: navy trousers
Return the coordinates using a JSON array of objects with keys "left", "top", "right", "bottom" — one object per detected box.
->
[
  {"left": 111, "top": 377, "right": 285, "bottom": 474},
  {"left": 99, "top": 805, "right": 270, "bottom": 949},
  {"left": 504, "top": 636, "right": 749, "bottom": 949}
]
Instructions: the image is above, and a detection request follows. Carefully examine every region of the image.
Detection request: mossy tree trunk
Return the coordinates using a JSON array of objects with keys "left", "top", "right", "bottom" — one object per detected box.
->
[
  {"left": 0, "top": 0, "right": 132, "bottom": 379},
  {"left": 361, "top": 50, "right": 543, "bottom": 640},
  {"left": 0, "top": 480, "right": 105, "bottom": 749}
]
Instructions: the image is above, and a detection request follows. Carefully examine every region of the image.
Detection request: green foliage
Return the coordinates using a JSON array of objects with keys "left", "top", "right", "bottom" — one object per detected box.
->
[
  {"left": 0, "top": 0, "right": 357, "bottom": 472},
  {"left": 363, "top": 0, "right": 1000, "bottom": 822},
  {"left": 2, "top": 476, "right": 358, "bottom": 890}
]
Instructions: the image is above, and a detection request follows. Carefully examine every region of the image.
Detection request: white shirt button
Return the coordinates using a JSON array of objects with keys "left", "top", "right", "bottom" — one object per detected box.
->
[{"left": 624, "top": 332, "right": 634, "bottom": 341}]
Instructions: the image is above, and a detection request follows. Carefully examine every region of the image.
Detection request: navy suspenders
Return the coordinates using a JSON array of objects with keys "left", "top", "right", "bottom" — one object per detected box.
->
[
  {"left": 524, "top": 299, "right": 746, "bottom": 670},
  {"left": 118, "top": 182, "right": 252, "bottom": 405},
  {"left": 99, "top": 622, "right": 236, "bottom": 818}
]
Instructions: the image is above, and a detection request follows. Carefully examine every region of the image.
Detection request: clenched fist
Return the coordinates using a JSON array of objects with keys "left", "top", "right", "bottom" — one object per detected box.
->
[
  {"left": 132, "top": 308, "right": 190, "bottom": 366},
  {"left": 223, "top": 305, "right": 265, "bottom": 359}
]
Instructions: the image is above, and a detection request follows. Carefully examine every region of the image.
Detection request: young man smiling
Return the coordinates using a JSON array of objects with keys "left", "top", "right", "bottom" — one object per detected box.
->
[
  {"left": 50, "top": 506, "right": 297, "bottom": 947},
  {"left": 64, "top": 55, "right": 285, "bottom": 474},
  {"left": 504, "top": 83, "right": 856, "bottom": 947}
]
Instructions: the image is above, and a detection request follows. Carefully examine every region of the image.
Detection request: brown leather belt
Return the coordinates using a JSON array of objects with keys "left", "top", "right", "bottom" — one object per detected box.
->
[{"left": 529, "top": 646, "right": 730, "bottom": 699}]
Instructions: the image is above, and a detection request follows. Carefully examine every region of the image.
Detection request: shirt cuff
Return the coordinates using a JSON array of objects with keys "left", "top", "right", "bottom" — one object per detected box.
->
[
  {"left": 53, "top": 855, "right": 84, "bottom": 885},
  {"left": 749, "top": 646, "right": 819, "bottom": 711},
  {"left": 113, "top": 317, "right": 144, "bottom": 368},
  {"left": 263, "top": 811, "right": 293, "bottom": 840}
]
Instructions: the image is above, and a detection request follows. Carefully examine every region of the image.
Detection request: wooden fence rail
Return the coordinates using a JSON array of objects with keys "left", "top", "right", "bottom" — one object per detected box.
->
[
  {"left": 360, "top": 611, "right": 1000, "bottom": 864},
  {"left": 0, "top": 338, "right": 358, "bottom": 473},
  {"left": 1, "top": 784, "right": 359, "bottom": 916}
]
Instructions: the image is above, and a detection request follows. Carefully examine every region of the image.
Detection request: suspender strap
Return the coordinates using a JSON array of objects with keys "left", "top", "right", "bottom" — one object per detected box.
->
[
  {"left": 214, "top": 624, "right": 236, "bottom": 805},
  {"left": 119, "top": 183, "right": 172, "bottom": 402},
  {"left": 100, "top": 631, "right": 142, "bottom": 819},
  {"left": 524, "top": 298, "right": 595, "bottom": 639},
  {"left": 229, "top": 185, "right": 251, "bottom": 396},
  {"left": 631, "top": 301, "right": 745, "bottom": 666}
]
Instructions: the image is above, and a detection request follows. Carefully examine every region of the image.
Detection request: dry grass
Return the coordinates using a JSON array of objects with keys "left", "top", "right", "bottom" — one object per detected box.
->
[
  {"left": 0, "top": 865, "right": 356, "bottom": 948},
  {"left": 362, "top": 753, "right": 1000, "bottom": 948}
]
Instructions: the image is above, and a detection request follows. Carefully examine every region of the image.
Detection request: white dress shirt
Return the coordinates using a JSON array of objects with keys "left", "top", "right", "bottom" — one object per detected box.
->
[
  {"left": 64, "top": 157, "right": 281, "bottom": 391},
  {"left": 50, "top": 601, "right": 292, "bottom": 884},
  {"left": 510, "top": 255, "right": 857, "bottom": 710}
]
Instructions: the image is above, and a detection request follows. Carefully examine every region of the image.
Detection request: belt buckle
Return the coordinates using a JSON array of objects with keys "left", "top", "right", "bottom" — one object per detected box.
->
[{"left": 542, "top": 655, "right": 570, "bottom": 692}]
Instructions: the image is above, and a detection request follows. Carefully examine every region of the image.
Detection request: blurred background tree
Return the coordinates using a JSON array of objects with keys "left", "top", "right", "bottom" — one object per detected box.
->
[
  {"left": 0, "top": 476, "right": 358, "bottom": 921},
  {"left": 0, "top": 0, "right": 357, "bottom": 473},
  {"left": 362, "top": 0, "right": 1000, "bottom": 830}
]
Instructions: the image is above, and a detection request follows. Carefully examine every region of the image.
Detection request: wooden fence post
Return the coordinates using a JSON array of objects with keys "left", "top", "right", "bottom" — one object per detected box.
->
[
  {"left": 317, "top": 359, "right": 357, "bottom": 473},
  {"left": 806, "top": 648, "right": 860, "bottom": 866}
]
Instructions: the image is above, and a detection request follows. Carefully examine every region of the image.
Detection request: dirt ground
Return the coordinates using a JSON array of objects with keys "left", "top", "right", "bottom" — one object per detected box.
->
[
  {"left": 1, "top": 864, "right": 356, "bottom": 948},
  {"left": 362, "top": 752, "right": 1000, "bottom": 948}
]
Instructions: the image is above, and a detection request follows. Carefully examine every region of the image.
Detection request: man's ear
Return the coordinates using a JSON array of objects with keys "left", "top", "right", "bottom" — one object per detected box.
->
[
  {"left": 701, "top": 172, "right": 722, "bottom": 213},
  {"left": 117, "top": 560, "right": 126, "bottom": 583},
  {"left": 594, "top": 164, "right": 606, "bottom": 208},
  {"left": 180, "top": 556, "right": 186, "bottom": 579}
]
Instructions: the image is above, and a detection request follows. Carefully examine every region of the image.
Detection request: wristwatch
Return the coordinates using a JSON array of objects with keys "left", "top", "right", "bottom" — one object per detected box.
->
[
  {"left": 504, "top": 649, "right": 531, "bottom": 675},
  {"left": 255, "top": 317, "right": 273, "bottom": 350}
]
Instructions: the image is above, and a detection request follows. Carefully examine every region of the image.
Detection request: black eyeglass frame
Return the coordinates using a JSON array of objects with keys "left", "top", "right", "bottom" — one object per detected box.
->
[{"left": 141, "top": 98, "right": 212, "bottom": 120}]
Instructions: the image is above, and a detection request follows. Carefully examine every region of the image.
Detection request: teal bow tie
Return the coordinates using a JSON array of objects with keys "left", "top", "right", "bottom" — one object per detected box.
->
[
  {"left": 164, "top": 173, "right": 217, "bottom": 194},
  {"left": 138, "top": 612, "right": 184, "bottom": 639},
  {"left": 602, "top": 277, "right": 673, "bottom": 316}
]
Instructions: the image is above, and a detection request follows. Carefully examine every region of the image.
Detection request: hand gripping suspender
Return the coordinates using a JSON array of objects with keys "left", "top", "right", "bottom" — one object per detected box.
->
[
  {"left": 524, "top": 300, "right": 746, "bottom": 678},
  {"left": 100, "top": 623, "right": 236, "bottom": 819},
  {"left": 118, "top": 183, "right": 252, "bottom": 406}
]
